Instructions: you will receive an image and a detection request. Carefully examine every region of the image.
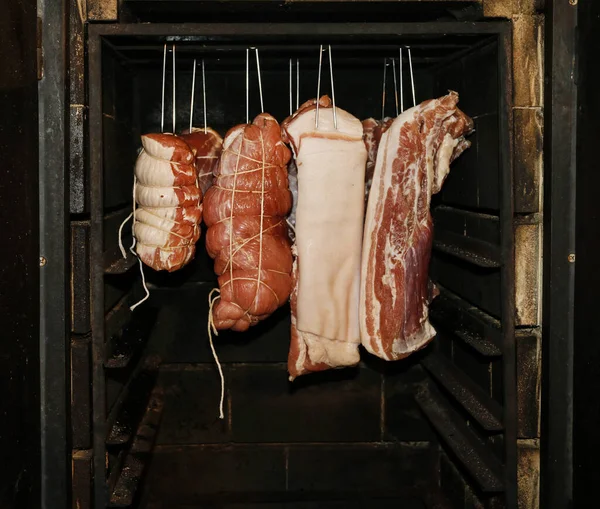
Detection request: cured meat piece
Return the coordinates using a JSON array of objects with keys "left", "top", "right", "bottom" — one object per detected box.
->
[
  {"left": 181, "top": 127, "right": 223, "bottom": 195},
  {"left": 282, "top": 96, "right": 367, "bottom": 380},
  {"left": 133, "top": 133, "right": 202, "bottom": 272},
  {"left": 287, "top": 159, "right": 298, "bottom": 234},
  {"left": 360, "top": 91, "right": 474, "bottom": 361},
  {"left": 362, "top": 117, "right": 393, "bottom": 201},
  {"left": 203, "top": 113, "right": 293, "bottom": 332}
]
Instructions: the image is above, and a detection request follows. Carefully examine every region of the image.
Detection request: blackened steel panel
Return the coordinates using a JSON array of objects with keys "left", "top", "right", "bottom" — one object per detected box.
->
[{"left": 0, "top": 0, "right": 41, "bottom": 505}]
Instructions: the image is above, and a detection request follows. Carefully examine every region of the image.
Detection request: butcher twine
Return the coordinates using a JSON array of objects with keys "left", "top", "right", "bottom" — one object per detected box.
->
[
  {"left": 118, "top": 174, "right": 151, "bottom": 311},
  {"left": 208, "top": 125, "right": 284, "bottom": 419},
  {"left": 118, "top": 147, "right": 201, "bottom": 311}
]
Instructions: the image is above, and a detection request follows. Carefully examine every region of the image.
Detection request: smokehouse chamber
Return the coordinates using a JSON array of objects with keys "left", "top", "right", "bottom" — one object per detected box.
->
[
  {"left": 78, "top": 22, "right": 522, "bottom": 509},
  {"left": 24, "top": 0, "right": 572, "bottom": 506}
]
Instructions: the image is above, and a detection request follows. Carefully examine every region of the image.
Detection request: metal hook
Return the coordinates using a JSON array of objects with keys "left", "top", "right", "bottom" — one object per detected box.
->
[
  {"left": 189, "top": 59, "right": 196, "bottom": 133},
  {"left": 381, "top": 58, "right": 388, "bottom": 121},
  {"left": 315, "top": 45, "right": 337, "bottom": 130},
  {"left": 328, "top": 45, "right": 337, "bottom": 130},
  {"left": 407, "top": 46, "right": 416, "bottom": 107},
  {"left": 399, "top": 47, "right": 404, "bottom": 113},
  {"left": 161, "top": 44, "right": 166, "bottom": 133},
  {"left": 392, "top": 58, "right": 399, "bottom": 117},
  {"left": 172, "top": 44, "right": 176, "bottom": 134},
  {"left": 255, "top": 48, "right": 264, "bottom": 113},
  {"left": 296, "top": 59, "right": 300, "bottom": 110},
  {"left": 315, "top": 45, "right": 324, "bottom": 129},
  {"left": 202, "top": 59, "right": 207, "bottom": 134},
  {"left": 289, "top": 58, "right": 293, "bottom": 117},
  {"left": 245, "top": 48, "right": 249, "bottom": 124}
]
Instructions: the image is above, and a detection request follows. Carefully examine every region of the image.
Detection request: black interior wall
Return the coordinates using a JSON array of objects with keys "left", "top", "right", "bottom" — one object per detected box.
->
[{"left": 428, "top": 40, "right": 509, "bottom": 508}]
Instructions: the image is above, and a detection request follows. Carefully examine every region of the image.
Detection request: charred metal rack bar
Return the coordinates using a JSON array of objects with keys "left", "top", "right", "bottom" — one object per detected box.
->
[{"left": 81, "top": 21, "right": 518, "bottom": 508}]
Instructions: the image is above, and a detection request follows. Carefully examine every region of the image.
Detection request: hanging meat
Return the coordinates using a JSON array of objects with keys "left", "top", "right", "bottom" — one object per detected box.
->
[
  {"left": 286, "top": 159, "right": 299, "bottom": 234},
  {"left": 133, "top": 133, "right": 202, "bottom": 272},
  {"left": 203, "top": 113, "right": 293, "bottom": 332},
  {"left": 180, "top": 127, "right": 223, "bottom": 195},
  {"left": 362, "top": 117, "right": 393, "bottom": 201},
  {"left": 283, "top": 96, "right": 368, "bottom": 380},
  {"left": 360, "top": 91, "right": 474, "bottom": 361}
]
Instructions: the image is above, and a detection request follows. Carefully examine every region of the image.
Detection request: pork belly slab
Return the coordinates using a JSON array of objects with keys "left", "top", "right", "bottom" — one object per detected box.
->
[
  {"left": 283, "top": 96, "right": 368, "bottom": 379},
  {"left": 360, "top": 91, "right": 474, "bottom": 361}
]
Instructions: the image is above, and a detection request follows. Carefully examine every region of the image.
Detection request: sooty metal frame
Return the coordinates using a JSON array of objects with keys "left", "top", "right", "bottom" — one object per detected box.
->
[{"left": 87, "top": 22, "right": 514, "bottom": 508}]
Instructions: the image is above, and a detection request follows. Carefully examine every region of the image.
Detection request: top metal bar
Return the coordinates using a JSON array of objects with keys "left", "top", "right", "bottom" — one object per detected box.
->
[{"left": 88, "top": 22, "right": 511, "bottom": 38}]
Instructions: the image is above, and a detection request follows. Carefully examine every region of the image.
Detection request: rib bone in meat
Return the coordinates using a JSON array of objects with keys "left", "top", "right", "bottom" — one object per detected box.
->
[
  {"left": 283, "top": 96, "right": 368, "bottom": 380},
  {"left": 360, "top": 91, "right": 474, "bottom": 360}
]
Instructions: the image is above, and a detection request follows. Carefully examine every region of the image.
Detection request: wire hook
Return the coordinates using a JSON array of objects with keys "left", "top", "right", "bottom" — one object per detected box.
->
[
  {"left": 245, "top": 48, "right": 249, "bottom": 124},
  {"left": 172, "top": 44, "right": 176, "bottom": 134},
  {"left": 315, "top": 45, "right": 324, "bottom": 129},
  {"left": 296, "top": 59, "right": 300, "bottom": 110},
  {"left": 289, "top": 58, "right": 293, "bottom": 116},
  {"left": 161, "top": 44, "right": 167, "bottom": 133},
  {"left": 328, "top": 45, "right": 337, "bottom": 129},
  {"left": 315, "top": 45, "right": 337, "bottom": 130},
  {"left": 392, "top": 57, "right": 399, "bottom": 117},
  {"left": 189, "top": 59, "right": 196, "bottom": 133},
  {"left": 407, "top": 46, "right": 416, "bottom": 107},
  {"left": 399, "top": 47, "right": 404, "bottom": 113},
  {"left": 255, "top": 48, "right": 264, "bottom": 113},
  {"left": 381, "top": 58, "right": 388, "bottom": 121},
  {"left": 202, "top": 59, "right": 207, "bottom": 134}
]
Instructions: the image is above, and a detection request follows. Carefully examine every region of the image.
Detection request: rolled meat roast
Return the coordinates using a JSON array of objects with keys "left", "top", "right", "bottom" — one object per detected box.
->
[
  {"left": 203, "top": 113, "right": 293, "bottom": 332},
  {"left": 133, "top": 133, "right": 202, "bottom": 272}
]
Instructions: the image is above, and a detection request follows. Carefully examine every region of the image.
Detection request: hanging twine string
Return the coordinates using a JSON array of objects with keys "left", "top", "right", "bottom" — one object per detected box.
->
[{"left": 207, "top": 287, "right": 225, "bottom": 419}]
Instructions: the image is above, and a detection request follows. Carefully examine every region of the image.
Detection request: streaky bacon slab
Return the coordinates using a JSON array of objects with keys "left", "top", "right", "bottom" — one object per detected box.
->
[{"left": 360, "top": 91, "right": 474, "bottom": 361}]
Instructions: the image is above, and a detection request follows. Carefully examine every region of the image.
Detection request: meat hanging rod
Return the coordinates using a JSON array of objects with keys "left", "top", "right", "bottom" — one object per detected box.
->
[
  {"left": 289, "top": 58, "right": 293, "bottom": 117},
  {"left": 315, "top": 44, "right": 337, "bottom": 130},
  {"left": 114, "top": 43, "right": 469, "bottom": 54},
  {"left": 160, "top": 43, "right": 177, "bottom": 133},
  {"left": 289, "top": 58, "right": 300, "bottom": 116},
  {"left": 392, "top": 57, "right": 399, "bottom": 117},
  {"left": 398, "top": 46, "right": 417, "bottom": 112},
  {"left": 188, "top": 58, "right": 208, "bottom": 133},
  {"left": 255, "top": 47, "right": 264, "bottom": 113},
  {"left": 407, "top": 46, "right": 416, "bottom": 107},
  {"left": 202, "top": 59, "right": 207, "bottom": 133},
  {"left": 381, "top": 58, "right": 388, "bottom": 121},
  {"left": 315, "top": 46, "right": 323, "bottom": 127},
  {"left": 246, "top": 47, "right": 265, "bottom": 122},
  {"left": 189, "top": 59, "right": 196, "bottom": 132},
  {"left": 161, "top": 44, "right": 166, "bottom": 132},
  {"left": 172, "top": 44, "right": 176, "bottom": 133},
  {"left": 399, "top": 47, "right": 404, "bottom": 113},
  {"left": 296, "top": 58, "right": 300, "bottom": 110},
  {"left": 381, "top": 57, "right": 399, "bottom": 120}
]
